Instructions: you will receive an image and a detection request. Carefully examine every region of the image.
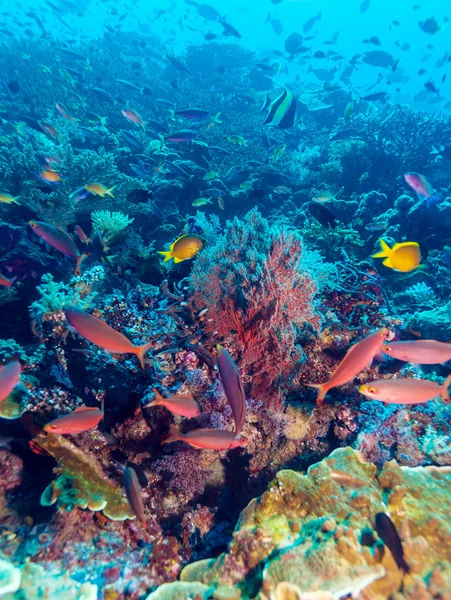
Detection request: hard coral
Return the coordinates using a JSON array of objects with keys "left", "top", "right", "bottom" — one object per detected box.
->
[
  {"left": 35, "top": 432, "right": 135, "bottom": 520},
  {"left": 190, "top": 209, "right": 320, "bottom": 407}
]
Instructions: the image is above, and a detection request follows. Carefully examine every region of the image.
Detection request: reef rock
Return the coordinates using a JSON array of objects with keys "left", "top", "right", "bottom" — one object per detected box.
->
[{"left": 165, "top": 448, "right": 451, "bottom": 600}]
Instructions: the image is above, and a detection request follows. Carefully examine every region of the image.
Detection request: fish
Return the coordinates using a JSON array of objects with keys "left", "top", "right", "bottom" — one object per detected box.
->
[
  {"left": 360, "top": 92, "right": 387, "bottom": 102},
  {"left": 271, "top": 144, "right": 286, "bottom": 161},
  {"left": 74, "top": 225, "right": 90, "bottom": 245},
  {"left": 162, "top": 424, "right": 246, "bottom": 450},
  {"left": 404, "top": 172, "right": 439, "bottom": 207},
  {"left": 365, "top": 222, "right": 386, "bottom": 232},
  {"left": 39, "top": 122, "right": 60, "bottom": 140},
  {"left": 165, "top": 130, "right": 197, "bottom": 143},
  {"left": 284, "top": 32, "right": 303, "bottom": 58},
  {"left": 372, "top": 239, "right": 421, "bottom": 273},
  {"left": 0, "top": 273, "right": 17, "bottom": 288},
  {"left": 220, "top": 20, "right": 241, "bottom": 39},
  {"left": 362, "top": 50, "right": 398, "bottom": 69},
  {"left": 166, "top": 55, "right": 191, "bottom": 74},
  {"left": 29, "top": 221, "right": 88, "bottom": 276},
  {"left": 56, "top": 102, "right": 75, "bottom": 121},
  {"left": 303, "top": 11, "right": 321, "bottom": 33},
  {"left": 227, "top": 135, "right": 248, "bottom": 146},
  {"left": 157, "top": 234, "right": 203, "bottom": 264},
  {"left": 43, "top": 405, "right": 104, "bottom": 434},
  {"left": 175, "top": 107, "right": 209, "bottom": 120},
  {"left": 65, "top": 308, "right": 153, "bottom": 369},
  {"left": 330, "top": 470, "right": 366, "bottom": 488},
  {"left": 374, "top": 513, "right": 410, "bottom": 574},
  {"left": 203, "top": 31, "right": 217, "bottom": 41},
  {"left": 0, "top": 193, "right": 20, "bottom": 205},
  {"left": 121, "top": 130, "right": 145, "bottom": 151},
  {"left": 204, "top": 188, "right": 226, "bottom": 198},
  {"left": 123, "top": 466, "right": 145, "bottom": 521},
  {"left": 274, "top": 186, "right": 292, "bottom": 195},
  {"left": 122, "top": 109, "right": 145, "bottom": 129},
  {"left": 192, "top": 197, "right": 213, "bottom": 206},
  {"left": 382, "top": 340, "right": 451, "bottom": 365},
  {"left": 263, "top": 88, "right": 296, "bottom": 129},
  {"left": 201, "top": 112, "right": 222, "bottom": 130},
  {"left": 217, "top": 346, "right": 246, "bottom": 436},
  {"left": 84, "top": 183, "right": 115, "bottom": 198},
  {"left": 305, "top": 328, "right": 390, "bottom": 404},
  {"left": 419, "top": 18, "right": 441, "bottom": 35},
  {"left": 38, "top": 170, "right": 62, "bottom": 184},
  {"left": 344, "top": 101, "right": 354, "bottom": 120},
  {"left": 224, "top": 165, "right": 245, "bottom": 182},
  {"left": 266, "top": 14, "right": 283, "bottom": 35},
  {"left": 144, "top": 388, "right": 201, "bottom": 417},
  {"left": 359, "top": 375, "right": 451, "bottom": 404},
  {"left": 360, "top": 0, "right": 371, "bottom": 12},
  {"left": 0, "top": 361, "right": 21, "bottom": 403},
  {"left": 70, "top": 186, "right": 91, "bottom": 205},
  {"left": 313, "top": 193, "right": 335, "bottom": 203},
  {"left": 424, "top": 81, "right": 439, "bottom": 93},
  {"left": 115, "top": 79, "right": 141, "bottom": 92}
]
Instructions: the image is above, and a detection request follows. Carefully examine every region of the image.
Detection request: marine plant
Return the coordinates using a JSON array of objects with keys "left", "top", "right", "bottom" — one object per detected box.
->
[{"left": 190, "top": 209, "right": 321, "bottom": 407}]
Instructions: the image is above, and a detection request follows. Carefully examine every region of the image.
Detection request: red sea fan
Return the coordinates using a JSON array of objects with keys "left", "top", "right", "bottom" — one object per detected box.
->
[{"left": 191, "top": 213, "right": 320, "bottom": 407}]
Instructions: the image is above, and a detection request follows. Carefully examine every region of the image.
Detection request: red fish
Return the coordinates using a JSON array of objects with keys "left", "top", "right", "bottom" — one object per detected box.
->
[
  {"left": 382, "top": 340, "right": 451, "bottom": 365},
  {"left": 216, "top": 346, "right": 246, "bottom": 435},
  {"left": 144, "top": 388, "right": 201, "bottom": 417},
  {"left": 43, "top": 405, "right": 104, "bottom": 434},
  {"left": 65, "top": 308, "right": 153, "bottom": 369},
  {"left": 123, "top": 466, "right": 145, "bottom": 521},
  {"left": 74, "top": 225, "right": 90, "bottom": 245},
  {"left": 306, "top": 328, "right": 391, "bottom": 404},
  {"left": 359, "top": 375, "right": 451, "bottom": 404},
  {"left": 162, "top": 425, "right": 246, "bottom": 450},
  {"left": 0, "top": 273, "right": 17, "bottom": 289},
  {"left": 29, "top": 221, "right": 88, "bottom": 275},
  {"left": 0, "top": 361, "right": 21, "bottom": 403},
  {"left": 122, "top": 109, "right": 144, "bottom": 128}
]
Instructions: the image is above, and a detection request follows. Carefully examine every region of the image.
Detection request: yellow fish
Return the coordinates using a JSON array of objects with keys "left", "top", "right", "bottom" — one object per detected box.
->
[
  {"left": 157, "top": 234, "right": 203, "bottom": 264},
  {"left": 372, "top": 239, "right": 421, "bottom": 273},
  {"left": 0, "top": 193, "right": 21, "bottom": 205},
  {"left": 192, "top": 197, "right": 213, "bottom": 206},
  {"left": 227, "top": 135, "right": 247, "bottom": 146},
  {"left": 84, "top": 183, "right": 115, "bottom": 198}
]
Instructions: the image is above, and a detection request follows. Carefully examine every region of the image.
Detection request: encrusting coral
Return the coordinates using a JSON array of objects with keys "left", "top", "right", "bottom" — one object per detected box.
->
[
  {"left": 34, "top": 432, "right": 136, "bottom": 521},
  {"left": 158, "top": 447, "right": 451, "bottom": 600}
]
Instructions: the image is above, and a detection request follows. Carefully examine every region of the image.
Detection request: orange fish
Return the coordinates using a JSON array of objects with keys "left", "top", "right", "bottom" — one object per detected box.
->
[
  {"left": 65, "top": 308, "right": 153, "bottom": 369},
  {"left": 359, "top": 375, "right": 451, "bottom": 404},
  {"left": 122, "top": 109, "right": 145, "bottom": 129},
  {"left": 382, "top": 340, "right": 451, "bottom": 365},
  {"left": 162, "top": 424, "right": 246, "bottom": 450},
  {"left": 0, "top": 361, "right": 21, "bottom": 403},
  {"left": 306, "top": 328, "right": 391, "bottom": 404},
  {"left": 56, "top": 102, "right": 75, "bottom": 121},
  {"left": 43, "top": 405, "right": 104, "bottom": 434},
  {"left": 144, "top": 388, "right": 201, "bottom": 417},
  {"left": 29, "top": 221, "right": 88, "bottom": 275},
  {"left": 0, "top": 273, "right": 17, "bottom": 289},
  {"left": 38, "top": 170, "right": 62, "bottom": 184}
]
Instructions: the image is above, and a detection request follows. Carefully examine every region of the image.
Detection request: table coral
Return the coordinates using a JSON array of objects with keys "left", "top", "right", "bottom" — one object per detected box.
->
[{"left": 35, "top": 433, "right": 135, "bottom": 521}]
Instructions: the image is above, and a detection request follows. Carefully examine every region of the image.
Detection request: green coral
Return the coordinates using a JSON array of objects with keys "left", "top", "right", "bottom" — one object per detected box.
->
[
  {"left": 300, "top": 218, "right": 364, "bottom": 261},
  {"left": 0, "top": 339, "right": 27, "bottom": 362},
  {"left": 36, "top": 432, "right": 135, "bottom": 521},
  {"left": 91, "top": 209, "right": 133, "bottom": 244}
]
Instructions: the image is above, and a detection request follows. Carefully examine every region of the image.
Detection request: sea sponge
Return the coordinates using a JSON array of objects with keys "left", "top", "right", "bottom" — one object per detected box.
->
[{"left": 35, "top": 432, "right": 135, "bottom": 521}]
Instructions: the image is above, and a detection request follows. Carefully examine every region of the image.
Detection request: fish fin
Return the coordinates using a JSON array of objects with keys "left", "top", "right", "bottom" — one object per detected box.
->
[
  {"left": 162, "top": 423, "right": 180, "bottom": 445},
  {"left": 441, "top": 373, "right": 451, "bottom": 402},
  {"left": 74, "top": 253, "right": 89, "bottom": 276},
  {"left": 135, "top": 341, "right": 153, "bottom": 369},
  {"left": 173, "top": 256, "right": 185, "bottom": 264},
  {"left": 372, "top": 239, "right": 391, "bottom": 258},
  {"left": 382, "top": 257, "right": 393, "bottom": 268},
  {"left": 157, "top": 250, "right": 173, "bottom": 262},
  {"left": 107, "top": 186, "right": 115, "bottom": 197},
  {"left": 73, "top": 405, "right": 99, "bottom": 413},
  {"left": 392, "top": 241, "right": 419, "bottom": 250},
  {"left": 12, "top": 196, "right": 21, "bottom": 205},
  {"left": 144, "top": 388, "right": 164, "bottom": 409},
  {"left": 304, "top": 382, "right": 328, "bottom": 405}
]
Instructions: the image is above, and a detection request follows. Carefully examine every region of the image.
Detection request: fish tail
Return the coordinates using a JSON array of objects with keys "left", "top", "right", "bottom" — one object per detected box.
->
[
  {"left": 135, "top": 341, "right": 153, "bottom": 369},
  {"left": 305, "top": 383, "right": 328, "bottom": 405},
  {"left": 12, "top": 196, "right": 21, "bottom": 205},
  {"left": 162, "top": 423, "right": 180, "bottom": 445},
  {"left": 74, "top": 253, "right": 89, "bottom": 276},
  {"left": 372, "top": 239, "right": 391, "bottom": 258},
  {"left": 441, "top": 374, "right": 451, "bottom": 402},
  {"left": 107, "top": 186, "right": 115, "bottom": 197},
  {"left": 157, "top": 250, "right": 173, "bottom": 262},
  {"left": 144, "top": 388, "right": 163, "bottom": 409}
]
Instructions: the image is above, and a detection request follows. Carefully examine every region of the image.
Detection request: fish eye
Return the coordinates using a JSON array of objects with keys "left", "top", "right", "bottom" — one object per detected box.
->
[
  {"left": 368, "top": 387, "right": 377, "bottom": 394},
  {"left": 385, "top": 346, "right": 392, "bottom": 352}
]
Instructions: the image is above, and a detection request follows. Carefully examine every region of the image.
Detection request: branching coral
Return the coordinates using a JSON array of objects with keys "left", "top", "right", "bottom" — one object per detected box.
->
[
  {"left": 36, "top": 432, "right": 135, "bottom": 520},
  {"left": 190, "top": 209, "right": 320, "bottom": 407},
  {"left": 91, "top": 210, "right": 134, "bottom": 244}
]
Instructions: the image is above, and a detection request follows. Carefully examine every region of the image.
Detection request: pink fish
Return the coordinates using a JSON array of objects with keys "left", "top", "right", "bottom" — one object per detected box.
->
[
  {"left": 123, "top": 466, "right": 145, "bottom": 521},
  {"left": 162, "top": 425, "right": 246, "bottom": 450},
  {"left": 29, "top": 221, "right": 88, "bottom": 276},
  {"left": 404, "top": 172, "right": 433, "bottom": 200},
  {"left": 359, "top": 375, "right": 451, "bottom": 404},
  {"left": 0, "top": 361, "right": 21, "bottom": 403},
  {"left": 65, "top": 308, "right": 153, "bottom": 368},
  {"left": 43, "top": 405, "right": 104, "bottom": 434},
  {"left": 306, "top": 328, "right": 390, "bottom": 404},
  {"left": 122, "top": 109, "right": 145, "bottom": 129},
  {"left": 144, "top": 388, "right": 201, "bottom": 417},
  {"left": 382, "top": 340, "right": 451, "bottom": 364},
  {"left": 217, "top": 345, "right": 246, "bottom": 435}
]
